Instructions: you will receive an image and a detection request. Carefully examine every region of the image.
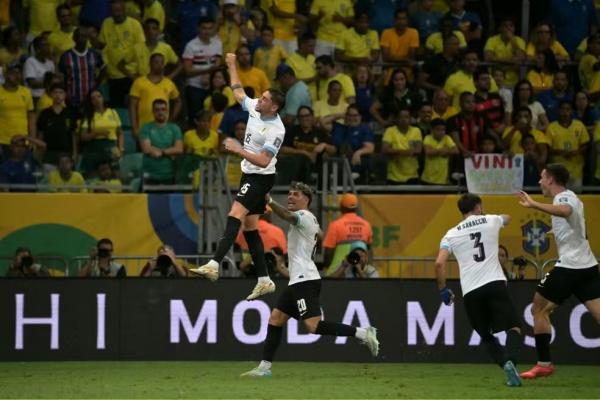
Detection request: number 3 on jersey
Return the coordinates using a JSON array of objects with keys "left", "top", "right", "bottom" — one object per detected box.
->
[{"left": 470, "top": 232, "right": 486, "bottom": 262}]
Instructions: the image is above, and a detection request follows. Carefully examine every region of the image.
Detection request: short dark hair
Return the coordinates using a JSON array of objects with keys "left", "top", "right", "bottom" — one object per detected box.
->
[
  {"left": 267, "top": 88, "right": 285, "bottom": 111},
  {"left": 431, "top": 118, "right": 446, "bottom": 128},
  {"left": 152, "top": 98, "right": 168, "bottom": 108},
  {"left": 544, "top": 163, "right": 570, "bottom": 186},
  {"left": 327, "top": 79, "right": 342, "bottom": 91},
  {"left": 144, "top": 18, "right": 160, "bottom": 28},
  {"left": 15, "top": 246, "right": 31, "bottom": 256},
  {"left": 394, "top": 8, "right": 408, "bottom": 18},
  {"left": 473, "top": 67, "right": 490, "bottom": 82},
  {"left": 297, "top": 105, "right": 314, "bottom": 115},
  {"left": 299, "top": 31, "right": 316, "bottom": 44},
  {"left": 149, "top": 52, "right": 165, "bottom": 63},
  {"left": 194, "top": 109, "right": 211, "bottom": 121},
  {"left": 211, "top": 92, "right": 228, "bottom": 112},
  {"left": 56, "top": 4, "right": 71, "bottom": 17},
  {"left": 49, "top": 83, "right": 66, "bottom": 92},
  {"left": 457, "top": 193, "right": 482, "bottom": 214},
  {"left": 315, "top": 54, "right": 334, "bottom": 67},
  {"left": 290, "top": 181, "right": 313, "bottom": 207},
  {"left": 97, "top": 238, "right": 114, "bottom": 249},
  {"left": 198, "top": 17, "right": 215, "bottom": 25},
  {"left": 459, "top": 91, "right": 474, "bottom": 103}
]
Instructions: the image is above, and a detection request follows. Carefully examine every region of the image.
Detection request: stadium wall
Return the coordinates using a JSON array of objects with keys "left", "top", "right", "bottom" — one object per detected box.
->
[
  {"left": 0, "top": 279, "right": 597, "bottom": 363},
  {"left": 1, "top": 193, "right": 600, "bottom": 276}
]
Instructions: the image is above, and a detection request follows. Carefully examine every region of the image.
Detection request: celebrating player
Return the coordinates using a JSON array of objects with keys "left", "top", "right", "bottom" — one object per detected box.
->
[
  {"left": 190, "top": 53, "right": 286, "bottom": 300},
  {"left": 517, "top": 164, "right": 600, "bottom": 379},
  {"left": 435, "top": 193, "right": 523, "bottom": 387},
  {"left": 240, "top": 182, "right": 379, "bottom": 377}
]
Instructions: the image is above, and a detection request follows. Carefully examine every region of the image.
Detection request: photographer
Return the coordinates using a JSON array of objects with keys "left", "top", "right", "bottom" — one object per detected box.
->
[
  {"left": 78, "top": 238, "right": 126, "bottom": 278},
  {"left": 5, "top": 247, "right": 50, "bottom": 277},
  {"left": 140, "top": 245, "right": 188, "bottom": 278},
  {"left": 498, "top": 245, "right": 527, "bottom": 280},
  {"left": 329, "top": 242, "right": 379, "bottom": 279}
]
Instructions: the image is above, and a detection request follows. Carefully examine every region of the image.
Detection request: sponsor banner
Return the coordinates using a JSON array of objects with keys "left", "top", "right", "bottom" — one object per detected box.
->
[
  {"left": 0, "top": 280, "right": 597, "bottom": 363},
  {"left": 465, "top": 154, "right": 524, "bottom": 194}
]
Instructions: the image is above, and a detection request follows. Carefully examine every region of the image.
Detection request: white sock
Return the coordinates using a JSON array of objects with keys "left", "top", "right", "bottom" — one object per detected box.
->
[
  {"left": 258, "top": 276, "right": 271, "bottom": 283},
  {"left": 207, "top": 259, "right": 218, "bottom": 268},
  {"left": 355, "top": 327, "right": 367, "bottom": 340},
  {"left": 258, "top": 360, "right": 272, "bottom": 370}
]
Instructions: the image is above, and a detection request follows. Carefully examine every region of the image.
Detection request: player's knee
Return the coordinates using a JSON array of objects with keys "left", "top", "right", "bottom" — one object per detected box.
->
[
  {"left": 268, "top": 311, "right": 285, "bottom": 326},
  {"left": 303, "top": 319, "right": 319, "bottom": 334}
]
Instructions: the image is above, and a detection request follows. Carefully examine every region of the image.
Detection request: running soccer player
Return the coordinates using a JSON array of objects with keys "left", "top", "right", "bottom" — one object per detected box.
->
[
  {"left": 517, "top": 164, "right": 600, "bottom": 379},
  {"left": 190, "top": 53, "right": 286, "bottom": 300},
  {"left": 240, "top": 182, "right": 379, "bottom": 377},
  {"left": 435, "top": 193, "right": 523, "bottom": 387}
]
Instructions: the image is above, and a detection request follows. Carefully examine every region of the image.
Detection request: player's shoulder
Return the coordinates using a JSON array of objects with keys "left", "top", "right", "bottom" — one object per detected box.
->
[
  {"left": 554, "top": 189, "right": 578, "bottom": 204},
  {"left": 295, "top": 209, "right": 319, "bottom": 226}
]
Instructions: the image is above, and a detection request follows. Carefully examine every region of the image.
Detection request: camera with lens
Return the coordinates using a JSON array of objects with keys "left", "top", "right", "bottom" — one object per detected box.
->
[
  {"left": 513, "top": 256, "right": 528, "bottom": 267},
  {"left": 20, "top": 256, "right": 34, "bottom": 269},
  {"left": 156, "top": 254, "right": 173, "bottom": 276},
  {"left": 97, "top": 248, "right": 111, "bottom": 258},
  {"left": 346, "top": 250, "right": 362, "bottom": 266}
]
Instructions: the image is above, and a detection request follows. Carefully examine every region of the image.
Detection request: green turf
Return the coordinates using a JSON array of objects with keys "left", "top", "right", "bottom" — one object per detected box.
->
[{"left": 0, "top": 362, "right": 598, "bottom": 399}]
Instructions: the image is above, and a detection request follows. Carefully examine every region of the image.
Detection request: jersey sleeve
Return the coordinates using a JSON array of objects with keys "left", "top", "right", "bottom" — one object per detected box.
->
[
  {"left": 553, "top": 192, "right": 576, "bottom": 210},
  {"left": 440, "top": 234, "right": 452, "bottom": 253},
  {"left": 294, "top": 210, "right": 318, "bottom": 235},
  {"left": 241, "top": 96, "right": 258, "bottom": 114},
  {"left": 262, "top": 123, "right": 285, "bottom": 155},
  {"left": 488, "top": 214, "right": 506, "bottom": 229}
]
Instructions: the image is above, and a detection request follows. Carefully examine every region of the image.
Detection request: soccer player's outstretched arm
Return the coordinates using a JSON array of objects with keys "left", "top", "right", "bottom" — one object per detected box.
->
[
  {"left": 225, "top": 53, "right": 247, "bottom": 103},
  {"left": 517, "top": 191, "right": 572, "bottom": 218},
  {"left": 267, "top": 195, "right": 299, "bottom": 225},
  {"left": 223, "top": 138, "right": 274, "bottom": 168},
  {"left": 435, "top": 248, "right": 450, "bottom": 291}
]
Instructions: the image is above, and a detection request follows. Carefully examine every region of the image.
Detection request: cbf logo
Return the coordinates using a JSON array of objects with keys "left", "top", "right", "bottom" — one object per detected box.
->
[{"left": 521, "top": 219, "right": 551, "bottom": 256}]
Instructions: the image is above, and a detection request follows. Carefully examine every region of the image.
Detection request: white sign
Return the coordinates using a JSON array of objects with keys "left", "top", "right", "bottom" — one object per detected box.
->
[{"left": 465, "top": 154, "right": 524, "bottom": 194}]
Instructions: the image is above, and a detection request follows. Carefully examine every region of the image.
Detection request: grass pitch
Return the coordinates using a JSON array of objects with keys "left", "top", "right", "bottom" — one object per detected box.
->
[{"left": 0, "top": 361, "right": 598, "bottom": 399}]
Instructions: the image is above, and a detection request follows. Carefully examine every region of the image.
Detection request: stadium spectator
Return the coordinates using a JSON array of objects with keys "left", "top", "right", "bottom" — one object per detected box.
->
[
  {"left": 47, "top": 4, "right": 75, "bottom": 62},
  {"left": 573, "top": 91, "right": 599, "bottom": 127},
  {"left": 513, "top": 80, "right": 549, "bottom": 132},
  {"left": 36, "top": 83, "right": 77, "bottom": 166},
  {"left": 546, "top": 101, "right": 590, "bottom": 186},
  {"left": 23, "top": 0, "right": 62, "bottom": 40},
  {"left": 359, "top": 0, "right": 404, "bottom": 34},
  {"left": 498, "top": 245, "right": 526, "bottom": 280},
  {"left": 416, "top": 102, "right": 433, "bottom": 136},
  {"left": 447, "top": 92, "right": 493, "bottom": 157},
  {"left": 267, "top": 0, "right": 306, "bottom": 54},
  {"left": 353, "top": 64, "right": 375, "bottom": 122},
  {"left": 0, "top": 27, "right": 24, "bottom": 70},
  {"left": 421, "top": 118, "right": 458, "bottom": 185},
  {"left": 140, "top": 244, "right": 188, "bottom": 277},
  {"left": 219, "top": 0, "right": 256, "bottom": 55},
  {"left": 537, "top": 69, "right": 573, "bottom": 122},
  {"left": 331, "top": 105, "right": 374, "bottom": 180},
  {"left": 79, "top": 238, "right": 126, "bottom": 277},
  {"left": 47, "top": 153, "right": 86, "bottom": 192},
  {"left": 314, "top": 55, "right": 355, "bottom": 103},
  {"left": 35, "top": 73, "right": 63, "bottom": 113},
  {"left": 478, "top": 134, "right": 498, "bottom": 154},
  {"left": 526, "top": 22, "right": 569, "bottom": 62},
  {"left": 254, "top": 26, "right": 288, "bottom": 84},
  {"left": 335, "top": 11, "right": 380, "bottom": 64},
  {"left": 182, "top": 17, "right": 223, "bottom": 125},
  {"left": 410, "top": 0, "right": 442, "bottom": 43},
  {"left": 0, "top": 61, "right": 36, "bottom": 153},
  {"left": 235, "top": 45, "right": 270, "bottom": 102},
  {"left": 218, "top": 86, "right": 254, "bottom": 138},
  {"left": 224, "top": 119, "right": 246, "bottom": 187},
  {"left": 78, "top": 89, "right": 123, "bottom": 176},
  {"left": 444, "top": 49, "right": 498, "bottom": 110},
  {"left": 492, "top": 69, "right": 513, "bottom": 124},
  {"left": 285, "top": 32, "right": 317, "bottom": 93},
  {"left": 382, "top": 108, "right": 423, "bottom": 185},
  {"left": 370, "top": 68, "right": 423, "bottom": 126},
  {"left": 209, "top": 92, "right": 229, "bottom": 131},
  {"left": 445, "top": 0, "right": 482, "bottom": 44},
  {"left": 139, "top": 99, "right": 183, "bottom": 185},
  {"left": 176, "top": 0, "right": 219, "bottom": 48},
  {"left": 23, "top": 36, "right": 55, "bottom": 102},
  {"left": 522, "top": 133, "right": 544, "bottom": 187},
  {"left": 473, "top": 68, "right": 505, "bottom": 131},
  {"left": 380, "top": 8, "right": 419, "bottom": 64},
  {"left": 0, "top": 135, "right": 45, "bottom": 191},
  {"left": 183, "top": 110, "right": 219, "bottom": 157},
  {"left": 314, "top": 80, "right": 348, "bottom": 131},
  {"left": 322, "top": 192, "right": 373, "bottom": 271},
  {"left": 130, "top": 18, "right": 180, "bottom": 79},
  {"left": 89, "top": 160, "right": 123, "bottom": 193},
  {"left": 502, "top": 107, "right": 550, "bottom": 164},
  {"left": 91, "top": 0, "right": 144, "bottom": 108},
  {"left": 5, "top": 246, "right": 50, "bottom": 277},
  {"left": 527, "top": 49, "right": 559, "bottom": 94},
  {"left": 578, "top": 33, "right": 600, "bottom": 92},
  {"left": 129, "top": 53, "right": 181, "bottom": 141},
  {"left": 126, "top": 0, "right": 165, "bottom": 32},
  {"left": 549, "top": 0, "right": 597, "bottom": 56},
  {"left": 275, "top": 64, "right": 311, "bottom": 127},
  {"left": 419, "top": 34, "right": 460, "bottom": 95},
  {"left": 431, "top": 89, "right": 458, "bottom": 120},
  {"left": 309, "top": 0, "right": 354, "bottom": 57},
  {"left": 483, "top": 18, "right": 526, "bottom": 87},
  {"left": 329, "top": 241, "right": 379, "bottom": 278},
  {"left": 204, "top": 69, "right": 235, "bottom": 112},
  {"left": 424, "top": 15, "right": 467, "bottom": 55},
  {"left": 58, "top": 27, "right": 105, "bottom": 109}
]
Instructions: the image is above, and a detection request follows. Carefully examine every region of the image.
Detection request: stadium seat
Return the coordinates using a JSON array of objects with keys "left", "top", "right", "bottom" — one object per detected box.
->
[{"left": 119, "top": 153, "right": 143, "bottom": 192}]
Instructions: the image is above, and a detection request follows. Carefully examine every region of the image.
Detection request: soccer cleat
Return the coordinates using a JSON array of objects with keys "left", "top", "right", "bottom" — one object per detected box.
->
[
  {"left": 246, "top": 279, "right": 276, "bottom": 300},
  {"left": 240, "top": 367, "right": 272, "bottom": 377},
  {"left": 362, "top": 326, "right": 380, "bottom": 357},
  {"left": 188, "top": 263, "right": 219, "bottom": 281},
  {"left": 503, "top": 360, "right": 522, "bottom": 387},
  {"left": 520, "top": 364, "right": 555, "bottom": 379}
]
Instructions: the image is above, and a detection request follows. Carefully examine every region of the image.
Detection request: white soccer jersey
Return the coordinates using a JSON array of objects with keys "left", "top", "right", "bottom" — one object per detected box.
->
[
  {"left": 440, "top": 214, "right": 507, "bottom": 295},
  {"left": 552, "top": 190, "right": 597, "bottom": 269},
  {"left": 287, "top": 209, "right": 321, "bottom": 286},
  {"left": 182, "top": 36, "right": 223, "bottom": 89},
  {"left": 240, "top": 96, "right": 286, "bottom": 175}
]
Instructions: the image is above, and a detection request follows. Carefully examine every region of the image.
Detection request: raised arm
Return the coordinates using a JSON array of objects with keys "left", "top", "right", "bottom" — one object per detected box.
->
[
  {"left": 267, "top": 195, "right": 298, "bottom": 225},
  {"left": 225, "top": 53, "right": 247, "bottom": 104},
  {"left": 517, "top": 191, "right": 572, "bottom": 218}
]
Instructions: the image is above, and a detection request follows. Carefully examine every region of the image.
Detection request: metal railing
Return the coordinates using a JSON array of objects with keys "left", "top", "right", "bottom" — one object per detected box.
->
[{"left": 0, "top": 256, "right": 69, "bottom": 276}]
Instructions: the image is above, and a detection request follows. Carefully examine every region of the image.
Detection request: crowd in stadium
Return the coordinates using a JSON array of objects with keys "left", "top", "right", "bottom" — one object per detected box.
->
[{"left": 0, "top": 0, "right": 599, "bottom": 191}]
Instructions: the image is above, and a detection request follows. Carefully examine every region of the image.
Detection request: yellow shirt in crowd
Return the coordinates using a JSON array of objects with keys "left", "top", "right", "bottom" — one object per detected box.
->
[
  {"left": 286, "top": 52, "right": 316, "bottom": 98},
  {"left": 130, "top": 42, "right": 179, "bottom": 77},
  {"left": 79, "top": 108, "right": 122, "bottom": 141},
  {"left": 579, "top": 54, "right": 599, "bottom": 91},
  {"left": 444, "top": 70, "right": 498, "bottom": 109},
  {"left": 526, "top": 70, "right": 553, "bottom": 92},
  {"left": 219, "top": 19, "right": 255, "bottom": 55},
  {"left": 425, "top": 31, "right": 467, "bottom": 54},
  {"left": 484, "top": 34, "right": 526, "bottom": 86},
  {"left": 24, "top": 0, "right": 64, "bottom": 36},
  {"left": 432, "top": 106, "right": 458, "bottom": 120},
  {"left": 48, "top": 170, "right": 86, "bottom": 192},
  {"left": 254, "top": 45, "right": 288, "bottom": 83},
  {"left": 317, "top": 72, "right": 355, "bottom": 102},
  {"left": 47, "top": 28, "right": 75, "bottom": 62},
  {"left": 36, "top": 92, "right": 54, "bottom": 112},
  {"left": 309, "top": 0, "right": 354, "bottom": 43},
  {"left": 269, "top": 0, "right": 297, "bottom": 41},
  {"left": 546, "top": 120, "right": 590, "bottom": 181},
  {"left": 0, "top": 85, "right": 34, "bottom": 145},
  {"left": 421, "top": 134, "right": 457, "bottom": 185},
  {"left": 126, "top": 0, "right": 165, "bottom": 31},
  {"left": 314, "top": 99, "right": 348, "bottom": 124},
  {"left": 203, "top": 87, "right": 236, "bottom": 110},
  {"left": 237, "top": 66, "right": 270, "bottom": 97},
  {"left": 380, "top": 27, "right": 419, "bottom": 60},
  {"left": 336, "top": 28, "right": 380, "bottom": 59},
  {"left": 129, "top": 76, "right": 180, "bottom": 128},
  {"left": 383, "top": 125, "right": 422, "bottom": 183},
  {"left": 0, "top": 48, "right": 24, "bottom": 68},
  {"left": 183, "top": 129, "right": 219, "bottom": 157},
  {"left": 526, "top": 41, "right": 568, "bottom": 59},
  {"left": 501, "top": 126, "right": 551, "bottom": 154},
  {"left": 99, "top": 16, "right": 145, "bottom": 79}
]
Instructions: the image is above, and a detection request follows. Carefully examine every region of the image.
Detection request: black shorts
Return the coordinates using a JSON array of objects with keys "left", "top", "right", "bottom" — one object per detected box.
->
[
  {"left": 276, "top": 279, "right": 322, "bottom": 320},
  {"left": 235, "top": 173, "right": 276, "bottom": 215},
  {"left": 463, "top": 280, "right": 521, "bottom": 336},
  {"left": 537, "top": 265, "right": 600, "bottom": 305}
]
